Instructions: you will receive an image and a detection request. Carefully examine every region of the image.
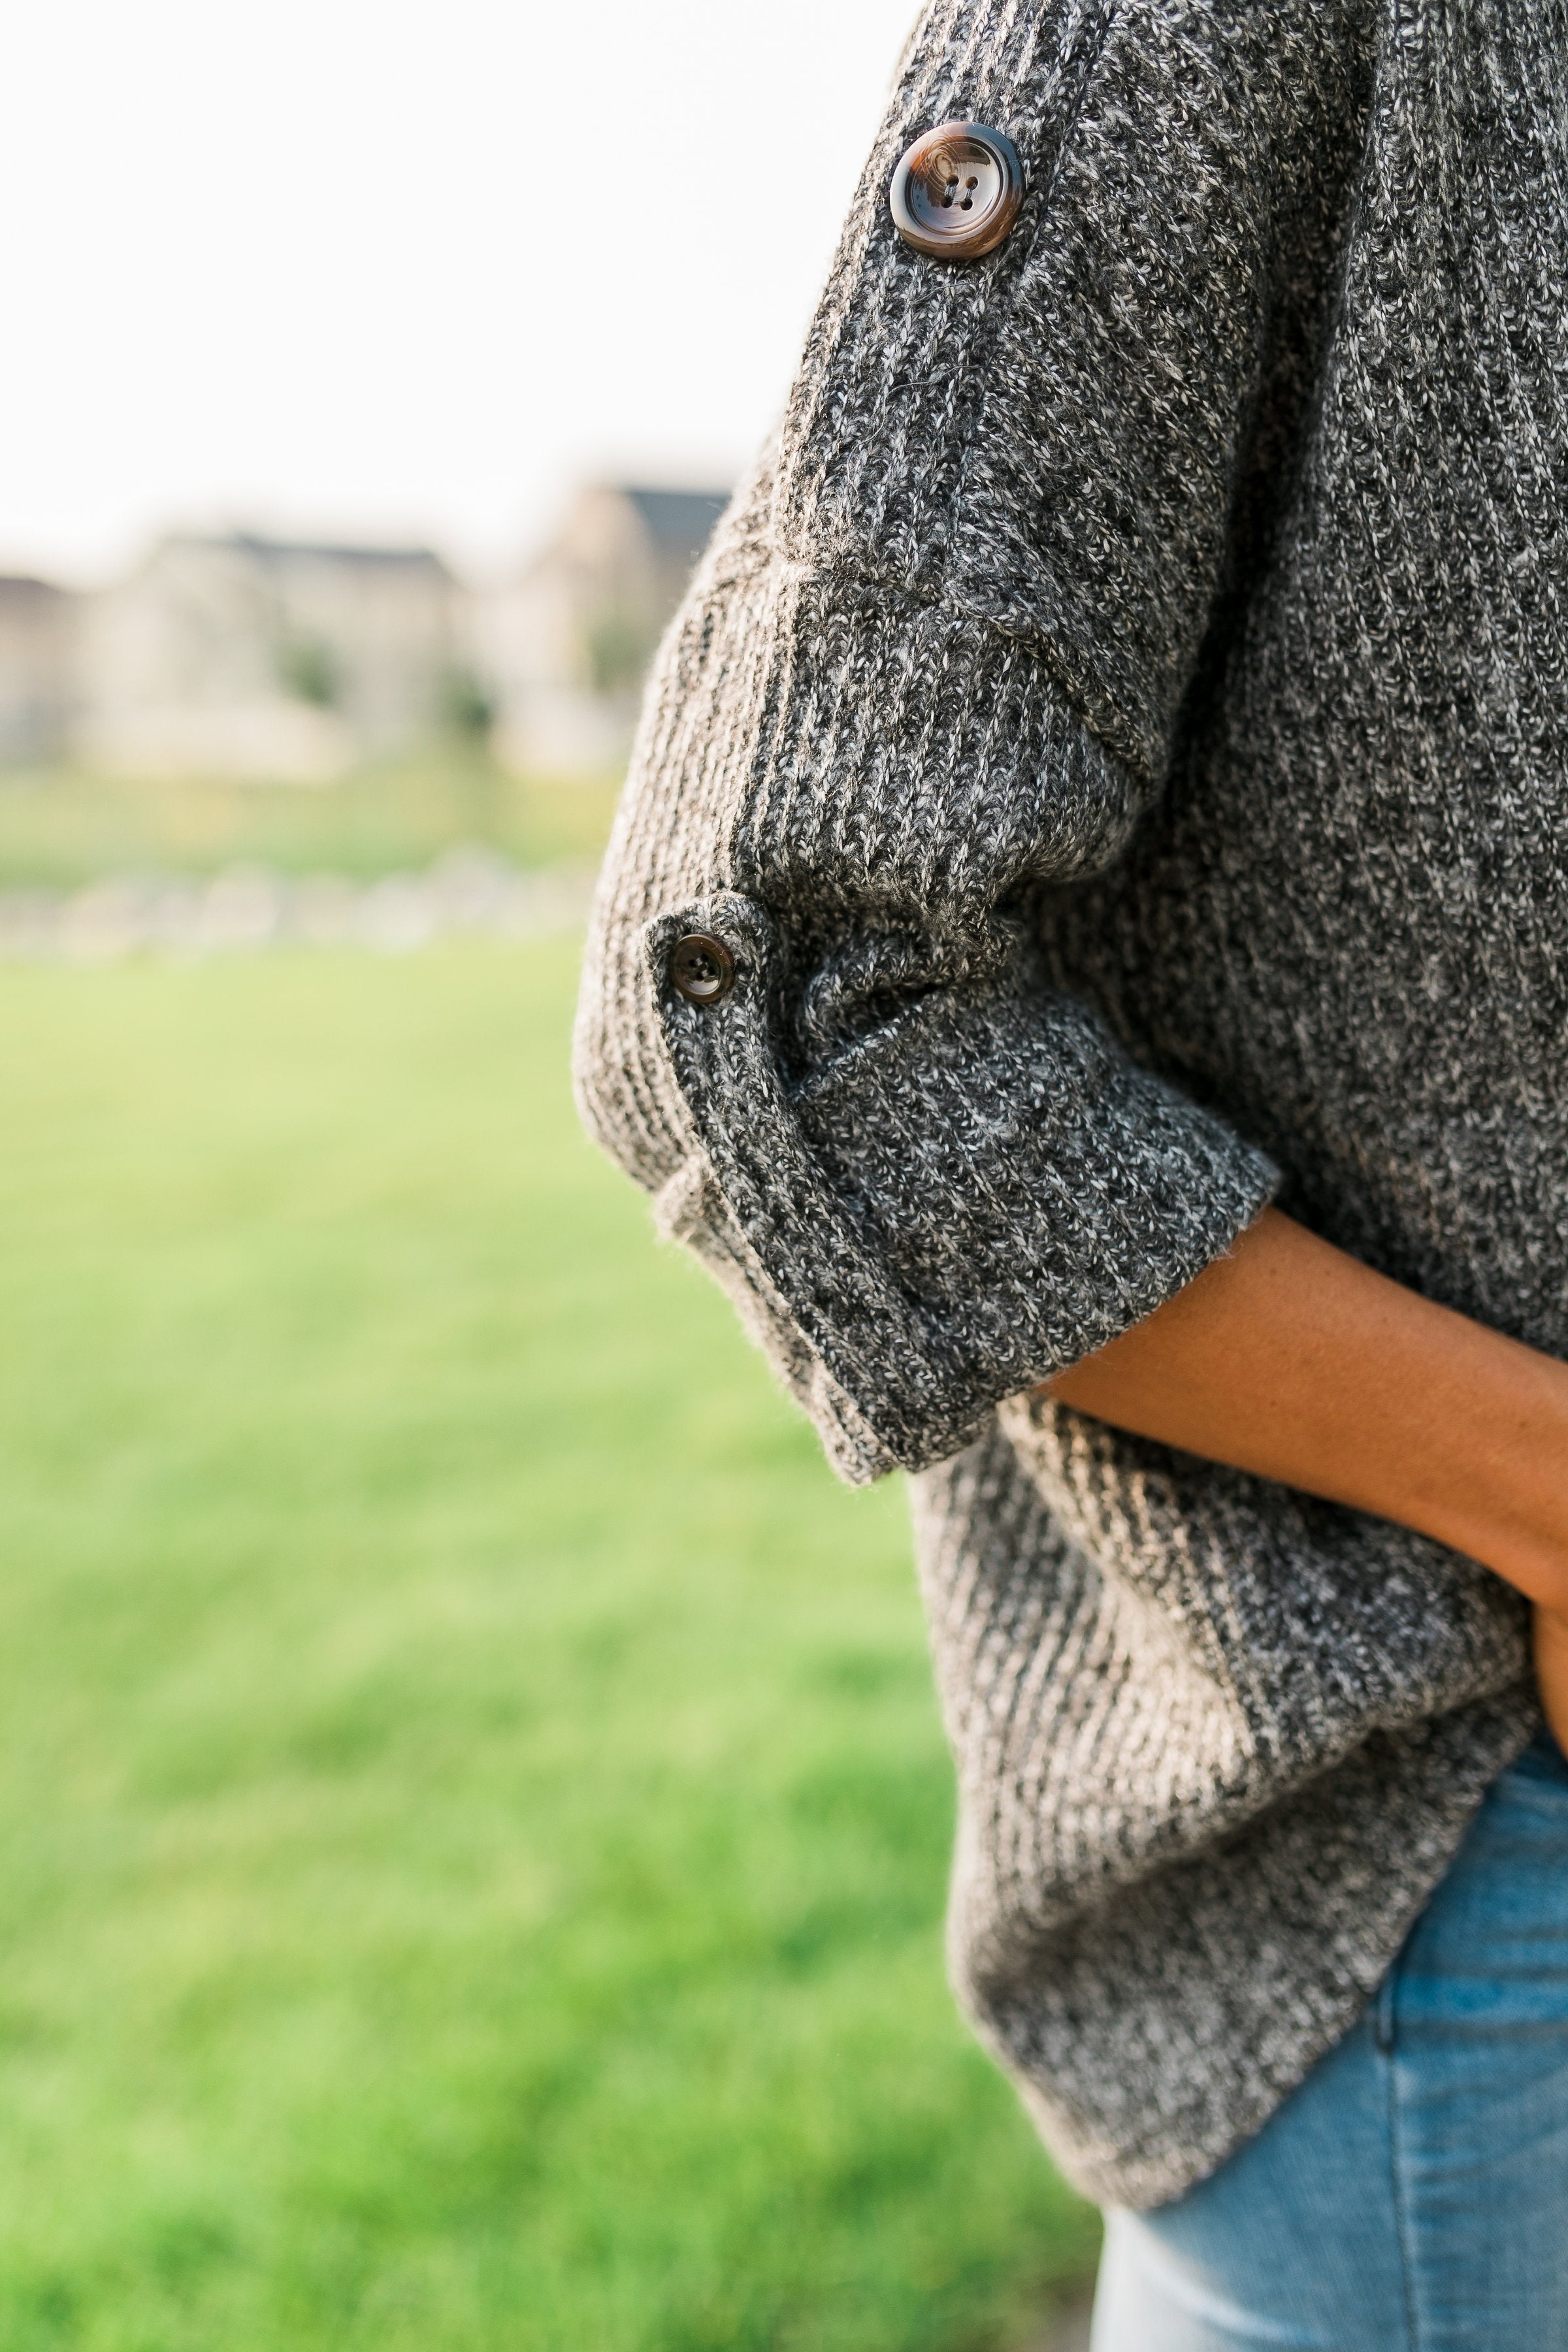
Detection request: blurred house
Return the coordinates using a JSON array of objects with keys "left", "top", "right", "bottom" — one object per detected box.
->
[
  {"left": 0, "top": 576, "right": 76, "bottom": 764},
  {"left": 482, "top": 483, "right": 728, "bottom": 776},
  {"left": 73, "top": 532, "right": 470, "bottom": 781},
  {"left": 0, "top": 490, "right": 727, "bottom": 783}
]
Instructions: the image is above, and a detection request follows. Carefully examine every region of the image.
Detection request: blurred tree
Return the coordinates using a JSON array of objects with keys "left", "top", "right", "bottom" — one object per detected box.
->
[
  {"left": 584, "top": 601, "right": 655, "bottom": 697},
  {"left": 438, "top": 665, "right": 495, "bottom": 740},
  {"left": 277, "top": 635, "right": 338, "bottom": 708}
]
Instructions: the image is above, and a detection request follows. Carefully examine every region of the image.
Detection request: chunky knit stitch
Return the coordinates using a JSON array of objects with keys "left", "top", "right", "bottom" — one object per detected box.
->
[{"left": 574, "top": 0, "right": 1556, "bottom": 2206}]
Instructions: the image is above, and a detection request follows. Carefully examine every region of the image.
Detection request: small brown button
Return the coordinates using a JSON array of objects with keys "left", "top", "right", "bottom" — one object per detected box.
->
[
  {"left": 889, "top": 121, "right": 1024, "bottom": 261},
  {"left": 670, "top": 932, "right": 736, "bottom": 1005}
]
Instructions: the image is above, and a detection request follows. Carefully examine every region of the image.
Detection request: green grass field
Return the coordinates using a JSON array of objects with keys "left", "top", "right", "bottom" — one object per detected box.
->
[
  {"left": 0, "top": 938, "right": 1097, "bottom": 2351},
  {"left": 0, "top": 759, "right": 621, "bottom": 888}
]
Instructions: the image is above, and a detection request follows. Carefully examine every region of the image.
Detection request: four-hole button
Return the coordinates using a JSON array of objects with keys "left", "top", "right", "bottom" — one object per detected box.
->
[
  {"left": 889, "top": 122, "right": 1024, "bottom": 261},
  {"left": 670, "top": 932, "right": 736, "bottom": 1005}
]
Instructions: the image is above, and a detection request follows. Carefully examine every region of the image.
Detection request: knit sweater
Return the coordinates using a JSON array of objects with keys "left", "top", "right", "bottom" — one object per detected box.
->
[{"left": 573, "top": 0, "right": 1556, "bottom": 2207}]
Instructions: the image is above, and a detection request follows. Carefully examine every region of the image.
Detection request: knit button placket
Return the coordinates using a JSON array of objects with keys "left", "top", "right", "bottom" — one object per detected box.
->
[{"left": 889, "top": 122, "right": 1024, "bottom": 260}]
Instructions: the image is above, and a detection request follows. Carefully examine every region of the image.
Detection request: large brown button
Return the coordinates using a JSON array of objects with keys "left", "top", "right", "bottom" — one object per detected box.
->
[
  {"left": 670, "top": 932, "right": 736, "bottom": 1005},
  {"left": 889, "top": 121, "right": 1024, "bottom": 261}
]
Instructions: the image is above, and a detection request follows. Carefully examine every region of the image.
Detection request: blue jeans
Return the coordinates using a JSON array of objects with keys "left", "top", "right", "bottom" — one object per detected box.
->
[{"left": 1091, "top": 1731, "right": 1568, "bottom": 2352}]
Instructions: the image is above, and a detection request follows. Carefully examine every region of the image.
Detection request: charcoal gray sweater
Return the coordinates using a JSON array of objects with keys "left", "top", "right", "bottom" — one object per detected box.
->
[{"left": 574, "top": 0, "right": 1556, "bottom": 2207}]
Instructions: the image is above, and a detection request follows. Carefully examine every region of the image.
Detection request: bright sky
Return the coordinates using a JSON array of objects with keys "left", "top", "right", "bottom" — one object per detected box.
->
[{"left": 0, "top": 0, "right": 917, "bottom": 585}]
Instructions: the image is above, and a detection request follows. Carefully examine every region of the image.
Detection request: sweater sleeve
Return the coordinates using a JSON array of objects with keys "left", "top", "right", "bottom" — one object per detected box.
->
[{"left": 573, "top": 0, "right": 1371, "bottom": 1482}]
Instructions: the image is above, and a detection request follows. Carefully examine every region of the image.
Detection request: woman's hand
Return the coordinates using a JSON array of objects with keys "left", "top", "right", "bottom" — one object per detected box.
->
[{"left": 1534, "top": 1608, "right": 1568, "bottom": 1756}]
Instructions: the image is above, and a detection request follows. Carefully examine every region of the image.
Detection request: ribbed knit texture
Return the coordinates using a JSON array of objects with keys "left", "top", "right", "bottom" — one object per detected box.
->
[{"left": 574, "top": 0, "right": 1555, "bottom": 2204}]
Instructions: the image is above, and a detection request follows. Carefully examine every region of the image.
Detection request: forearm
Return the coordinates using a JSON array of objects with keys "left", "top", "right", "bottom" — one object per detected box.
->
[{"left": 1046, "top": 1207, "right": 1568, "bottom": 1620}]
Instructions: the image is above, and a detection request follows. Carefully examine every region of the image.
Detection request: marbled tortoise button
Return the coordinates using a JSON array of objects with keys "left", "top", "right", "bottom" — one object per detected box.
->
[
  {"left": 889, "top": 121, "right": 1024, "bottom": 260},
  {"left": 669, "top": 932, "right": 736, "bottom": 1005}
]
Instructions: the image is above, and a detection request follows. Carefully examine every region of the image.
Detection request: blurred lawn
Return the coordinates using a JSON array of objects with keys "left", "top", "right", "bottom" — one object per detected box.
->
[
  {"left": 0, "top": 757, "right": 621, "bottom": 887},
  {"left": 0, "top": 938, "right": 1096, "bottom": 2351}
]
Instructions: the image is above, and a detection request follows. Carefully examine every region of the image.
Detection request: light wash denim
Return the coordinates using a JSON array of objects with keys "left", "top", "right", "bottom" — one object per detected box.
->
[{"left": 1091, "top": 1731, "right": 1568, "bottom": 2352}]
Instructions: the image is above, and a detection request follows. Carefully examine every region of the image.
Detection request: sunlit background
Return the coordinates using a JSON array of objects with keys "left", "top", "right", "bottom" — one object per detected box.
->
[
  {"left": 5, "top": 0, "right": 913, "bottom": 581},
  {"left": 0, "top": 5, "right": 1101, "bottom": 2347}
]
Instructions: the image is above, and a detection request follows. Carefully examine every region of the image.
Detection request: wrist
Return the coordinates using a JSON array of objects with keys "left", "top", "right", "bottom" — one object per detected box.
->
[
  {"left": 1413, "top": 1335, "right": 1568, "bottom": 1612},
  {"left": 1533, "top": 1603, "right": 1568, "bottom": 1752}
]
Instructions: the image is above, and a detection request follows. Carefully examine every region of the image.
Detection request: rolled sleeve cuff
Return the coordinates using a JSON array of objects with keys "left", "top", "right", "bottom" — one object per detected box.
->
[{"left": 647, "top": 892, "right": 1278, "bottom": 1482}]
